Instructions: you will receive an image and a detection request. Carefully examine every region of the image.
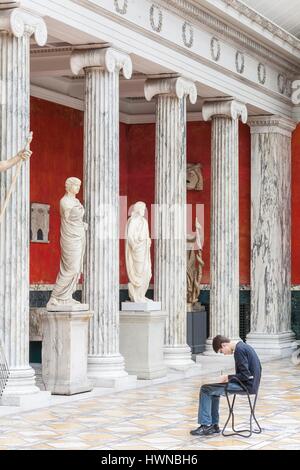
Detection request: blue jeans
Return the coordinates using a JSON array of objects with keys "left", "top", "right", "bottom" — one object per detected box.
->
[{"left": 198, "top": 382, "right": 244, "bottom": 426}]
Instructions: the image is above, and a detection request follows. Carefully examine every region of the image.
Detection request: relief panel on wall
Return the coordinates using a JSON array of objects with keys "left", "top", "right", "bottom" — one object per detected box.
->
[{"left": 30, "top": 203, "right": 50, "bottom": 243}]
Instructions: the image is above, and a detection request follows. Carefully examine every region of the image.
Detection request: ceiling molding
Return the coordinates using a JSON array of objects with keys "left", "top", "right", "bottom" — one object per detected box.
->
[
  {"left": 157, "top": 0, "right": 300, "bottom": 71},
  {"left": 30, "top": 84, "right": 204, "bottom": 123},
  {"left": 222, "top": 0, "right": 300, "bottom": 48}
]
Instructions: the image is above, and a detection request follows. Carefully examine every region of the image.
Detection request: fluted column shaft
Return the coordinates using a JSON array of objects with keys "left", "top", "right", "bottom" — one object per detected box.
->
[
  {"left": 70, "top": 48, "right": 132, "bottom": 386},
  {"left": 145, "top": 77, "right": 197, "bottom": 369},
  {"left": 247, "top": 116, "right": 296, "bottom": 357},
  {"left": 84, "top": 68, "right": 119, "bottom": 358},
  {"left": 0, "top": 8, "right": 47, "bottom": 403},
  {"left": 202, "top": 99, "right": 248, "bottom": 349},
  {"left": 210, "top": 116, "right": 239, "bottom": 338}
]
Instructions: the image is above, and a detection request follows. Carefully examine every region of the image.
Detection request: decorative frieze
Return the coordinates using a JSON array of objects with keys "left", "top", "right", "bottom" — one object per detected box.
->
[
  {"left": 114, "top": 0, "right": 128, "bottom": 15},
  {"left": 150, "top": 4, "right": 163, "bottom": 33},
  {"left": 277, "top": 73, "right": 287, "bottom": 94},
  {"left": 210, "top": 37, "right": 221, "bottom": 62},
  {"left": 182, "top": 21, "right": 193, "bottom": 48},
  {"left": 235, "top": 51, "right": 245, "bottom": 74},
  {"left": 257, "top": 63, "right": 266, "bottom": 85}
]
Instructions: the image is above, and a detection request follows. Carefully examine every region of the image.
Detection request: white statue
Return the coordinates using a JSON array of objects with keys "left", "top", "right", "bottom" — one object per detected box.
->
[
  {"left": 47, "top": 177, "right": 87, "bottom": 308},
  {"left": 125, "top": 201, "right": 152, "bottom": 303},
  {"left": 187, "top": 217, "right": 204, "bottom": 312}
]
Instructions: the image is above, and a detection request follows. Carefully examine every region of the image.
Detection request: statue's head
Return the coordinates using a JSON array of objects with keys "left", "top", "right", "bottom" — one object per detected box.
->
[
  {"left": 65, "top": 177, "right": 81, "bottom": 195},
  {"left": 132, "top": 201, "right": 146, "bottom": 217}
]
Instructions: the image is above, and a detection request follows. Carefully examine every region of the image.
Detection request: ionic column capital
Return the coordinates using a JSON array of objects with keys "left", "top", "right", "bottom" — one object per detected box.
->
[
  {"left": 0, "top": 8, "right": 47, "bottom": 46},
  {"left": 202, "top": 98, "right": 248, "bottom": 124},
  {"left": 248, "top": 115, "right": 296, "bottom": 137},
  {"left": 70, "top": 47, "right": 133, "bottom": 79},
  {"left": 144, "top": 76, "right": 197, "bottom": 104}
]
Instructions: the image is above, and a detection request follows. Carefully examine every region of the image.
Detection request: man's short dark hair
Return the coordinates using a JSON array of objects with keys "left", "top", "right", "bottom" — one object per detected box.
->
[{"left": 212, "top": 335, "right": 231, "bottom": 353}]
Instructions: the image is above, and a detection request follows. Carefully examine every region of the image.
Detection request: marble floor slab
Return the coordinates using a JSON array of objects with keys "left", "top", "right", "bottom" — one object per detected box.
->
[{"left": 0, "top": 358, "right": 299, "bottom": 450}]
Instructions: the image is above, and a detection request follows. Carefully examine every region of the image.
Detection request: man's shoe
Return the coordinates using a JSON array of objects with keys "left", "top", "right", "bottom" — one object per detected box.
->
[
  {"left": 213, "top": 424, "right": 221, "bottom": 433},
  {"left": 190, "top": 425, "right": 216, "bottom": 436}
]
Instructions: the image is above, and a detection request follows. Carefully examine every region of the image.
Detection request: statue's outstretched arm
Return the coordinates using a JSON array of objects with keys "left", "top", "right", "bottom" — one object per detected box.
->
[{"left": 0, "top": 149, "right": 32, "bottom": 173}]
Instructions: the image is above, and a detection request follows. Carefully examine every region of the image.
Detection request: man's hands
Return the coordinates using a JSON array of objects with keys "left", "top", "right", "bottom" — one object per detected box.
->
[{"left": 219, "top": 375, "right": 228, "bottom": 383}]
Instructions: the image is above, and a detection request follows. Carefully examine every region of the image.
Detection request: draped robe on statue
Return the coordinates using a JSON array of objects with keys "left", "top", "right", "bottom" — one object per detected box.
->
[
  {"left": 50, "top": 195, "right": 86, "bottom": 304},
  {"left": 126, "top": 212, "right": 152, "bottom": 303}
]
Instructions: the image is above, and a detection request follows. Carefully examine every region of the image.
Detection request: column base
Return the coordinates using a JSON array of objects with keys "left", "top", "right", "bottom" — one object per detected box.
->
[
  {"left": 88, "top": 354, "right": 137, "bottom": 388},
  {"left": 246, "top": 331, "right": 296, "bottom": 359},
  {"left": 0, "top": 366, "right": 51, "bottom": 407},
  {"left": 163, "top": 345, "right": 194, "bottom": 371}
]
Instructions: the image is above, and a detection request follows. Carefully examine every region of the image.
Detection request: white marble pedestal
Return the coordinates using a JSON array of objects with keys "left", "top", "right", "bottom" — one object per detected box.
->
[
  {"left": 42, "top": 307, "right": 93, "bottom": 395},
  {"left": 120, "top": 310, "right": 167, "bottom": 380},
  {"left": 122, "top": 301, "right": 161, "bottom": 312}
]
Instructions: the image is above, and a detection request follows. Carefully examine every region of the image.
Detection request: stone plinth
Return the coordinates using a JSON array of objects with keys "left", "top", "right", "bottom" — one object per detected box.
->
[
  {"left": 42, "top": 308, "right": 93, "bottom": 395},
  {"left": 121, "top": 301, "right": 161, "bottom": 312},
  {"left": 187, "top": 306, "right": 207, "bottom": 355},
  {"left": 120, "top": 310, "right": 167, "bottom": 379}
]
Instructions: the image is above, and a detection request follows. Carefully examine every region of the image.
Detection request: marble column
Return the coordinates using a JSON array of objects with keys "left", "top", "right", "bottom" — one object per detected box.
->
[
  {"left": 145, "top": 77, "right": 197, "bottom": 370},
  {"left": 0, "top": 8, "right": 47, "bottom": 405},
  {"left": 202, "top": 99, "right": 248, "bottom": 351},
  {"left": 247, "top": 116, "right": 296, "bottom": 357},
  {"left": 70, "top": 48, "right": 135, "bottom": 387}
]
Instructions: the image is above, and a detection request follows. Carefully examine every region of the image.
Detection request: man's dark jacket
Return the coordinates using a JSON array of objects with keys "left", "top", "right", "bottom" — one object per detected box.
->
[{"left": 228, "top": 341, "right": 261, "bottom": 394}]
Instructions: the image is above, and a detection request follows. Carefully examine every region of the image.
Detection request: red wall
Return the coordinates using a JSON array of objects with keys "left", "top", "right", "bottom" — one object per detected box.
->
[
  {"left": 292, "top": 124, "right": 300, "bottom": 285},
  {"left": 30, "top": 98, "right": 251, "bottom": 286},
  {"left": 30, "top": 97, "right": 84, "bottom": 284}
]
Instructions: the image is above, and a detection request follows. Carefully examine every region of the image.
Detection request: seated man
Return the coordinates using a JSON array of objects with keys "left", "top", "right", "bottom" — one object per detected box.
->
[{"left": 190, "top": 335, "right": 261, "bottom": 436}]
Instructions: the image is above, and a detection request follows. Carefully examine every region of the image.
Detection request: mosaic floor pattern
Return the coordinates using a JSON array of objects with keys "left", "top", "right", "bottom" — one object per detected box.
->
[{"left": 0, "top": 358, "right": 300, "bottom": 450}]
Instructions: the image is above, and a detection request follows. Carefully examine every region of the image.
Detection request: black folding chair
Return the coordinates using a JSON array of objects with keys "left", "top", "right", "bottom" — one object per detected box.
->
[{"left": 222, "top": 368, "right": 262, "bottom": 438}]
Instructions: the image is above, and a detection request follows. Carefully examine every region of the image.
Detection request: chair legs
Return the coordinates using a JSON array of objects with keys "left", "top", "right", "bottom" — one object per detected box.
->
[{"left": 222, "top": 393, "right": 262, "bottom": 438}]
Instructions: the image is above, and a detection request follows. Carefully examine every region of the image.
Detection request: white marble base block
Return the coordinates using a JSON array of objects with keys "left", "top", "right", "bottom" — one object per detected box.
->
[
  {"left": 247, "top": 116, "right": 296, "bottom": 357},
  {"left": 0, "top": 9, "right": 47, "bottom": 405},
  {"left": 70, "top": 48, "right": 132, "bottom": 387},
  {"left": 246, "top": 332, "right": 296, "bottom": 359},
  {"left": 42, "top": 309, "right": 93, "bottom": 395},
  {"left": 144, "top": 77, "right": 197, "bottom": 370},
  {"left": 202, "top": 99, "right": 247, "bottom": 352},
  {"left": 121, "top": 301, "right": 161, "bottom": 312},
  {"left": 120, "top": 310, "right": 167, "bottom": 379}
]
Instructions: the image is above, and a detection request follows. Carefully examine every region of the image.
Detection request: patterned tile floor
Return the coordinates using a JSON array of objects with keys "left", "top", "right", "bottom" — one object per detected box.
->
[{"left": 0, "top": 358, "right": 300, "bottom": 450}]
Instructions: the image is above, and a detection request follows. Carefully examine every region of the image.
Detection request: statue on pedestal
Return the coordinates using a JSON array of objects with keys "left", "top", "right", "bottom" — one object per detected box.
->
[
  {"left": 47, "top": 177, "right": 88, "bottom": 309},
  {"left": 187, "top": 218, "right": 204, "bottom": 312},
  {"left": 125, "top": 201, "right": 152, "bottom": 303}
]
